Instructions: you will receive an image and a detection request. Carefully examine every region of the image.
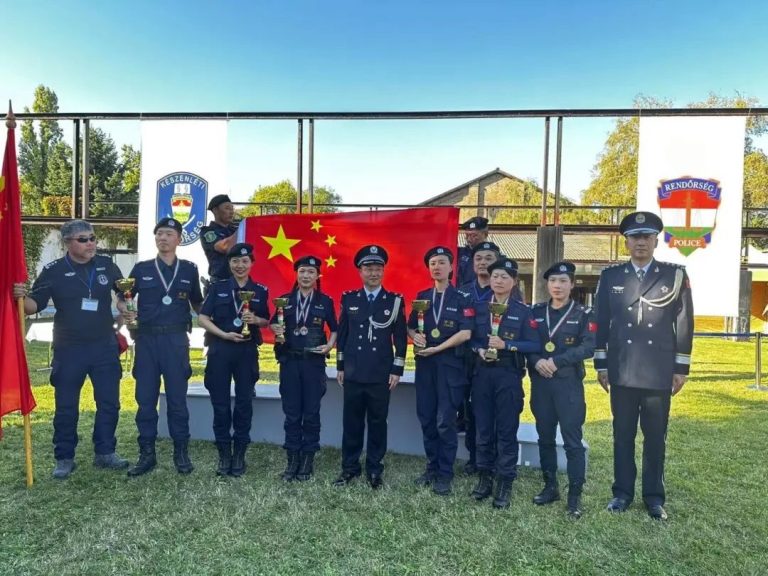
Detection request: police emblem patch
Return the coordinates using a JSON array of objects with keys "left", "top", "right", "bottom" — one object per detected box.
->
[
  {"left": 156, "top": 171, "right": 208, "bottom": 246},
  {"left": 636, "top": 213, "right": 646, "bottom": 224},
  {"left": 657, "top": 176, "right": 721, "bottom": 256},
  {"left": 97, "top": 274, "right": 109, "bottom": 286},
  {"left": 371, "top": 246, "right": 378, "bottom": 253}
]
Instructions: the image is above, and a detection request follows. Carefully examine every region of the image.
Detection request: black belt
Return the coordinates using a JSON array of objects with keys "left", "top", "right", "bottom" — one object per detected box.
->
[
  {"left": 136, "top": 324, "right": 188, "bottom": 335},
  {"left": 281, "top": 348, "right": 327, "bottom": 360}
]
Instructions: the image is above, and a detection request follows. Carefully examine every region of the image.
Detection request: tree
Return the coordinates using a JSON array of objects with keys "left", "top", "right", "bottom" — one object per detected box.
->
[
  {"left": 482, "top": 178, "right": 586, "bottom": 225},
  {"left": 581, "top": 93, "right": 767, "bottom": 220},
  {"left": 239, "top": 180, "right": 342, "bottom": 216}
]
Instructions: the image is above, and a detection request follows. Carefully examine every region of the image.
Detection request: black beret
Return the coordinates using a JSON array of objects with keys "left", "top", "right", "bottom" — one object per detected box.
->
[
  {"left": 207, "top": 194, "right": 232, "bottom": 211},
  {"left": 619, "top": 211, "right": 663, "bottom": 236},
  {"left": 460, "top": 216, "right": 489, "bottom": 231},
  {"left": 294, "top": 255, "right": 322, "bottom": 271},
  {"left": 472, "top": 241, "right": 501, "bottom": 255},
  {"left": 154, "top": 217, "right": 183, "bottom": 235},
  {"left": 543, "top": 261, "right": 576, "bottom": 279},
  {"left": 227, "top": 243, "right": 254, "bottom": 259},
  {"left": 354, "top": 245, "right": 388, "bottom": 267},
  {"left": 423, "top": 246, "right": 454, "bottom": 267},
  {"left": 487, "top": 258, "right": 519, "bottom": 276}
]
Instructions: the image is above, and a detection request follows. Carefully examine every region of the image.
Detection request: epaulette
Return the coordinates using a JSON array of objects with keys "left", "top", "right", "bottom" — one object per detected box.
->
[
  {"left": 658, "top": 261, "right": 686, "bottom": 270},
  {"left": 255, "top": 282, "right": 268, "bottom": 291},
  {"left": 603, "top": 261, "right": 628, "bottom": 270},
  {"left": 342, "top": 289, "right": 355, "bottom": 295},
  {"left": 582, "top": 306, "right": 592, "bottom": 314},
  {"left": 44, "top": 258, "right": 63, "bottom": 270},
  {"left": 531, "top": 302, "right": 547, "bottom": 309}
]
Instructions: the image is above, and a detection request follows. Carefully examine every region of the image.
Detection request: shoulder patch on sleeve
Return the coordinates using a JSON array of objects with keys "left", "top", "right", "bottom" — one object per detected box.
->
[{"left": 203, "top": 231, "right": 218, "bottom": 243}]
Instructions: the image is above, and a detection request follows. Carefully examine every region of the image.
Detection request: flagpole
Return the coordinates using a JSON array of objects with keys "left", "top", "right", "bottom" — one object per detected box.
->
[{"left": 7, "top": 101, "right": 34, "bottom": 487}]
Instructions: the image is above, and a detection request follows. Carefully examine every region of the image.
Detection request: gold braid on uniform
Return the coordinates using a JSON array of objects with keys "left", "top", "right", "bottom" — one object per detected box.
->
[
  {"left": 368, "top": 295, "right": 402, "bottom": 343},
  {"left": 637, "top": 268, "right": 684, "bottom": 324}
]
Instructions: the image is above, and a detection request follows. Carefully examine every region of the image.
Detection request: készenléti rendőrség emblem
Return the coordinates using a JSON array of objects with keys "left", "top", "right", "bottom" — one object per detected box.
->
[{"left": 156, "top": 171, "right": 208, "bottom": 246}]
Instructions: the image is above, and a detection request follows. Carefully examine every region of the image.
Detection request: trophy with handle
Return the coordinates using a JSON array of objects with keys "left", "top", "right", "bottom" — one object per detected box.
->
[
  {"left": 116, "top": 278, "right": 138, "bottom": 329},
  {"left": 238, "top": 291, "right": 256, "bottom": 339},
  {"left": 411, "top": 299, "right": 431, "bottom": 352},
  {"left": 484, "top": 302, "right": 509, "bottom": 361},
  {"left": 273, "top": 297, "right": 290, "bottom": 343}
]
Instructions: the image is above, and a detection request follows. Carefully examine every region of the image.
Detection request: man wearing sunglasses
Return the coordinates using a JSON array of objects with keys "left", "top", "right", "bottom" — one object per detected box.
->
[{"left": 13, "top": 220, "right": 129, "bottom": 480}]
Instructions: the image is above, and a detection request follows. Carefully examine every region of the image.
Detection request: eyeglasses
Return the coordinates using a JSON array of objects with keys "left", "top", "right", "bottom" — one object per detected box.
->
[{"left": 71, "top": 235, "right": 97, "bottom": 244}]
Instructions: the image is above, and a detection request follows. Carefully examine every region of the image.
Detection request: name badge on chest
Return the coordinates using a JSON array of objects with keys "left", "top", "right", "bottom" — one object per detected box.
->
[{"left": 81, "top": 298, "right": 99, "bottom": 312}]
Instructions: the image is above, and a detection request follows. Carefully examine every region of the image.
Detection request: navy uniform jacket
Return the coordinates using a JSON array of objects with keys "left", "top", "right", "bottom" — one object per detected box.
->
[
  {"left": 29, "top": 254, "right": 123, "bottom": 345},
  {"left": 470, "top": 300, "right": 541, "bottom": 371},
  {"left": 200, "top": 221, "right": 238, "bottom": 280},
  {"left": 456, "top": 246, "right": 475, "bottom": 288},
  {"left": 593, "top": 260, "right": 694, "bottom": 390},
  {"left": 200, "top": 278, "right": 269, "bottom": 346},
  {"left": 127, "top": 257, "right": 204, "bottom": 329},
  {"left": 337, "top": 287, "right": 408, "bottom": 383},
  {"left": 528, "top": 300, "right": 596, "bottom": 383},
  {"left": 459, "top": 279, "right": 493, "bottom": 304},
  {"left": 271, "top": 290, "right": 338, "bottom": 357},
  {"left": 407, "top": 285, "right": 474, "bottom": 367}
]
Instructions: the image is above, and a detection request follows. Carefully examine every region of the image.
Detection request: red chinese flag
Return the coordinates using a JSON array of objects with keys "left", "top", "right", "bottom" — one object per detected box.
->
[
  {"left": 243, "top": 207, "right": 459, "bottom": 341},
  {"left": 0, "top": 121, "right": 36, "bottom": 437}
]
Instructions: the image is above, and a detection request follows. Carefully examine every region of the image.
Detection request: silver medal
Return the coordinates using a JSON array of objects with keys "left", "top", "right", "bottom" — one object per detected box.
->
[
  {"left": 162, "top": 295, "right": 173, "bottom": 305},
  {"left": 233, "top": 318, "right": 243, "bottom": 327},
  {"left": 300, "top": 326, "right": 309, "bottom": 336},
  {"left": 293, "top": 328, "right": 300, "bottom": 336}
]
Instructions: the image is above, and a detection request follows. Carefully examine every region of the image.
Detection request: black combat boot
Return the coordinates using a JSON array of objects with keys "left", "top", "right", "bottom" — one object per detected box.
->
[
  {"left": 295, "top": 452, "right": 315, "bottom": 482},
  {"left": 567, "top": 485, "right": 583, "bottom": 519},
  {"left": 230, "top": 442, "right": 248, "bottom": 477},
  {"left": 215, "top": 441, "right": 232, "bottom": 477},
  {"left": 281, "top": 450, "right": 300, "bottom": 482},
  {"left": 127, "top": 443, "right": 157, "bottom": 477},
  {"left": 173, "top": 441, "right": 194, "bottom": 474},
  {"left": 493, "top": 476, "right": 514, "bottom": 509},
  {"left": 533, "top": 471, "right": 561, "bottom": 505},
  {"left": 470, "top": 470, "right": 494, "bottom": 501}
]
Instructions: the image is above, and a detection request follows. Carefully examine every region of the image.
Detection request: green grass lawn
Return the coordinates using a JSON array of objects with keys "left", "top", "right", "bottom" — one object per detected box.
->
[{"left": 1, "top": 337, "right": 767, "bottom": 575}]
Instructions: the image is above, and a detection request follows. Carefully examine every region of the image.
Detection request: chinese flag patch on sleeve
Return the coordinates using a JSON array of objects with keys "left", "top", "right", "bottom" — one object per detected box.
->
[
  {"left": 463, "top": 307, "right": 475, "bottom": 317},
  {"left": 588, "top": 322, "right": 597, "bottom": 333}
]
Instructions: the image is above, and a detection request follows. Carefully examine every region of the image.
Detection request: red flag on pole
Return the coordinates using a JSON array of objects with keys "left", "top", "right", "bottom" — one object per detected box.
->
[
  {"left": 0, "top": 107, "right": 36, "bottom": 438},
  {"left": 242, "top": 207, "right": 459, "bottom": 342}
]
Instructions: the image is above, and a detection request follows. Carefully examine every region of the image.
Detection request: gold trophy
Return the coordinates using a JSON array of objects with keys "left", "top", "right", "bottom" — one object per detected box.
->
[
  {"left": 273, "top": 297, "right": 290, "bottom": 343},
  {"left": 116, "top": 278, "right": 138, "bottom": 329},
  {"left": 238, "top": 291, "right": 256, "bottom": 339},
  {"left": 485, "top": 302, "right": 509, "bottom": 361},
  {"left": 411, "top": 299, "right": 431, "bottom": 352}
]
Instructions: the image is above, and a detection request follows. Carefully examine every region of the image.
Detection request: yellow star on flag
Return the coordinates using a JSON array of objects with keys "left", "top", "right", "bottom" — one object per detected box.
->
[
  {"left": 310, "top": 219, "right": 323, "bottom": 232},
  {"left": 325, "top": 234, "right": 337, "bottom": 248},
  {"left": 262, "top": 225, "right": 301, "bottom": 261},
  {"left": 325, "top": 255, "right": 337, "bottom": 268}
]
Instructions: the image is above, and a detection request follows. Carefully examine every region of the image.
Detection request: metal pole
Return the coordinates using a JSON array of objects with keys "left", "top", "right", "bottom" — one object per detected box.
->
[
  {"left": 71, "top": 119, "right": 80, "bottom": 218},
  {"left": 554, "top": 116, "right": 563, "bottom": 226},
  {"left": 308, "top": 119, "right": 314, "bottom": 213},
  {"left": 296, "top": 119, "right": 303, "bottom": 214},
  {"left": 541, "top": 117, "right": 550, "bottom": 226},
  {"left": 81, "top": 119, "right": 90, "bottom": 219},
  {"left": 751, "top": 332, "right": 765, "bottom": 391}
]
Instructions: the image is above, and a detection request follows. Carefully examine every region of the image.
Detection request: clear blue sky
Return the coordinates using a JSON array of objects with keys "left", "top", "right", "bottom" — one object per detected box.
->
[{"left": 2, "top": 0, "right": 767, "bottom": 204}]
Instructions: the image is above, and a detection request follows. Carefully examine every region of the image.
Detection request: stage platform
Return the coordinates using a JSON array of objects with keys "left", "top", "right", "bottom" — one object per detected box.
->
[{"left": 159, "top": 368, "right": 588, "bottom": 472}]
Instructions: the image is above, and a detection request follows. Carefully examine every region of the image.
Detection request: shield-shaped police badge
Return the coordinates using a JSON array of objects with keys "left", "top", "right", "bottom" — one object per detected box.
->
[
  {"left": 657, "top": 176, "right": 721, "bottom": 256},
  {"left": 156, "top": 172, "right": 208, "bottom": 246}
]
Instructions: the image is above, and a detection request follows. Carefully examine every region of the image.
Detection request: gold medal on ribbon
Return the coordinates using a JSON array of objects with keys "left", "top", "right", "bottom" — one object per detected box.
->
[
  {"left": 544, "top": 341, "right": 556, "bottom": 353},
  {"left": 430, "top": 328, "right": 441, "bottom": 338}
]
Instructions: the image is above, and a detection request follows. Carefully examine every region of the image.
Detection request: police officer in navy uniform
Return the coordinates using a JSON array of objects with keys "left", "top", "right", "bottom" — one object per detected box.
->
[
  {"left": 595, "top": 211, "right": 693, "bottom": 521},
  {"left": 122, "top": 217, "right": 204, "bottom": 476},
  {"left": 528, "top": 261, "right": 596, "bottom": 518},
  {"left": 13, "top": 220, "right": 128, "bottom": 479},
  {"left": 198, "top": 243, "right": 270, "bottom": 477},
  {"left": 469, "top": 258, "right": 540, "bottom": 508},
  {"left": 333, "top": 245, "right": 408, "bottom": 489},
  {"left": 456, "top": 216, "right": 490, "bottom": 288},
  {"left": 457, "top": 240, "right": 500, "bottom": 474},
  {"left": 200, "top": 194, "right": 239, "bottom": 285},
  {"left": 408, "top": 246, "right": 473, "bottom": 495},
  {"left": 270, "top": 255, "right": 338, "bottom": 482}
]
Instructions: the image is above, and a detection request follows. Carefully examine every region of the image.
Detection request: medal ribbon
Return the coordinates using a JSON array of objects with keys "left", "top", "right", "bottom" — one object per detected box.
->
[
  {"left": 154, "top": 257, "right": 180, "bottom": 301},
  {"left": 231, "top": 280, "right": 247, "bottom": 319},
  {"left": 431, "top": 288, "right": 445, "bottom": 332},
  {"left": 296, "top": 290, "right": 313, "bottom": 327},
  {"left": 545, "top": 299, "right": 575, "bottom": 340}
]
